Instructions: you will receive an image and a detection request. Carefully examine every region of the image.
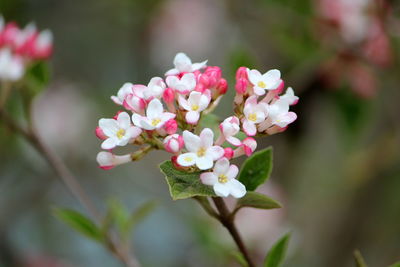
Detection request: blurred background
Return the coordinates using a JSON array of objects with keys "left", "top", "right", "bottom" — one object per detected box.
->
[{"left": 1, "top": 0, "right": 400, "bottom": 266}]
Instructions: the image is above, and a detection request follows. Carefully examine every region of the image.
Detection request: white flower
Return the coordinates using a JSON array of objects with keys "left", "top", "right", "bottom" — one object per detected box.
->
[
  {"left": 220, "top": 116, "right": 241, "bottom": 146},
  {"left": 96, "top": 151, "right": 131, "bottom": 170},
  {"left": 166, "top": 72, "right": 196, "bottom": 94},
  {"left": 111, "top": 83, "right": 135, "bottom": 105},
  {"left": 0, "top": 48, "right": 24, "bottom": 81},
  {"left": 200, "top": 158, "right": 246, "bottom": 198},
  {"left": 165, "top": 52, "right": 207, "bottom": 76},
  {"left": 178, "top": 91, "right": 210, "bottom": 124},
  {"left": 132, "top": 99, "right": 175, "bottom": 130},
  {"left": 279, "top": 87, "right": 299, "bottom": 105},
  {"left": 143, "top": 77, "right": 166, "bottom": 100},
  {"left": 177, "top": 128, "right": 224, "bottom": 170},
  {"left": 98, "top": 112, "right": 142, "bottom": 150},
  {"left": 268, "top": 99, "right": 297, "bottom": 128},
  {"left": 242, "top": 96, "right": 268, "bottom": 136},
  {"left": 247, "top": 68, "right": 281, "bottom": 95}
]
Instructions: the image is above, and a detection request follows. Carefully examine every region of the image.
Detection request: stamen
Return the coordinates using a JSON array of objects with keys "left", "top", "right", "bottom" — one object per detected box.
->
[
  {"left": 218, "top": 174, "right": 228, "bottom": 184},
  {"left": 257, "top": 81, "right": 266, "bottom": 88},
  {"left": 197, "top": 147, "right": 206, "bottom": 157},
  {"left": 116, "top": 129, "right": 125, "bottom": 139},
  {"left": 151, "top": 118, "right": 161, "bottom": 126},
  {"left": 248, "top": 113, "right": 257, "bottom": 122}
]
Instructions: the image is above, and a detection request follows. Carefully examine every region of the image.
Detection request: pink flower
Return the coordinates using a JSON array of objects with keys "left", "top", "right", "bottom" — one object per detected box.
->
[
  {"left": 242, "top": 96, "right": 268, "bottom": 136},
  {"left": 247, "top": 68, "right": 281, "bottom": 96},
  {"left": 166, "top": 72, "right": 196, "bottom": 94},
  {"left": 132, "top": 99, "right": 176, "bottom": 130},
  {"left": 220, "top": 116, "right": 241, "bottom": 146},
  {"left": 178, "top": 91, "right": 210, "bottom": 124},
  {"left": 96, "top": 151, "right": 131, "bottom": 170}
]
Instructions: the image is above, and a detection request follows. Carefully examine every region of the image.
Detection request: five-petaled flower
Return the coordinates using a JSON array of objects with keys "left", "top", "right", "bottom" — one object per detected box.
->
[
  {"left": 242, "top": 96, "right": 268, "bottom": 136},
  {"left": 98, "top": 112, "right": 142, "bottom": 150},
  {"left": 165, "top": 52, "right": 207, "bottom": 76},
  {"left": 247, "top": 68, "right": 281, "bottom": 95},
  {"left": 132, "top": 99, "right": 176, "bottom": 130},
  {"left": 177, "top": 128, "right": 224, "bottom": 170},
  {"left": 200, "top": 157, "right": 246, "bottom": 198},
  {"left": 178, "top": 91, "right": 210, "bottom": 124},
  {"left": 166, "top": 73, "right": 196, "bottom": 95}
]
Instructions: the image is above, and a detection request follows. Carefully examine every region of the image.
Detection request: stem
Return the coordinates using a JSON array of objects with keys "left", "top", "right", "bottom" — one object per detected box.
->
[
  {"left": 211, "top": 197, "right": 256, "bottom": 267},
  {"left": 0, "top": 109, "right": 140, "bottom": 267}
]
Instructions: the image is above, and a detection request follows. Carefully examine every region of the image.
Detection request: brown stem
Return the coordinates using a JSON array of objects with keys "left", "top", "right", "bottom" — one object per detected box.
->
[
  {"left": 0, "top": 110, "right": 140, "bottom": 267},
  {"left": 212, "top": 197, "right": 256, "bottom": 267}
]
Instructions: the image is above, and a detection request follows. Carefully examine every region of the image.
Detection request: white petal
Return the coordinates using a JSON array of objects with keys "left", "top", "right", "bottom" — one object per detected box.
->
[
  {"left": 247, "top": 69, "right": 262, "bottom": 85},
  {"left": 196, "top": 156, "right": 214, "bottom": 170},
  {"left": 181, "top": 73, "right": 196, "bottom": 90},
  {"left": 186, "top": 111, "right": 200, "bottom": 124},
  {"left": 101, "top": 138, "right": 117, "bottom": 150},
  {"left": 183, "top": 130, "right": 201, "bottom": 152},
  {"left": 140, "top": 119, "right": 156, "bottom": 130},
  {"left": 191, "top": 60, "right": 208, "bottom": 71},
  {"left": 263, "top": 69, "right": 281, "bottom": 81},
  {"left": 198, "top": 94, "right": 210, "bottom": 111},
  {"left": 254, "top": 86, "right": 266, "bottom": 96},
  {"left": 200, "top": 128, "right": 214, "bottom": 148},
  {"left": 226, "top": 179, "right": 246, "bottom": 198},
  {"left": 177, "top": 152, "right": 197, "bottom": 167},
  {"left": 226, "top": 136, "right": 242, "bottom": 146},
  {"left": 117, "top": 112, "right": 131, "bottom": 129},
  {"left": 174, "top": 52, "right": 192, "bottom": 71},
  {"left": 226, "top": 165, "right": 239, "bottom": 180},
  {"left": 214, "top": 158, "right": 230, "bottom": 175},
  {"left": 165, "top": 68, "right": 179, "bottom": 76},
  {"left": 99, "top": 119, "right": 119, "bottom": 136},
  {"left": 213, "top": 183, "right": 230, "bottom": 197},
  {"left": 206, "top": 146, "right": 224, "bottom": 160},
  {"left": 178, "top": 95, "right": 191, "bottom": 111},
  {"left": 125, "top": 126, "right": 142, "bottom": 139},
  {"left": 242, "top": 120, "right": 257, "bottom": 136},
  {"left": 188, "top": 91, "right": 202, "bottom": 105},
  {"left": 200, "top": 172, "right": 218, "bottom": 186},
  {"left": 146, "top": 99, "right": 163, "bottom": 119},
  {"left": 131, "top": 114, "right": 143, "bottom": 127}
]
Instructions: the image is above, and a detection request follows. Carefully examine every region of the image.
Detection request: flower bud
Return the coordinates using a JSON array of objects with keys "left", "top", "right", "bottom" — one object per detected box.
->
[
  {"left": 162, "top": 87, "right": 175, "bottom": 103},
  {"left": 216, "top": 78, "right": 228, "bottom": 95},
  {"left": 96, "top": 152, "right": 131, "bottom": 170},
  {"left": 235, "top": 78, "right": 248, "bottom": 94},
  {"left": 164, "top": 119, "right": 178, "bottom": 135},
  {"left": 198, "top": 74, "right": 210, "bottom": 88},
  {"left": 95, "top": 126, "right": 107, "bottom": 140},
  {"left": 224, "top": 147, "right": 234, "bottom": 160},
  {"left": 242, "top": 137, "right": 257, "bottom": 156},
  {"left": 235, "top": 66, "right": 248, "bottom": 80},
  {"left": 123, "top": 94, "right": 145, "bottom": 113},
  {"left": 163, "top": 134, "right": 184, "bottom": 153}
]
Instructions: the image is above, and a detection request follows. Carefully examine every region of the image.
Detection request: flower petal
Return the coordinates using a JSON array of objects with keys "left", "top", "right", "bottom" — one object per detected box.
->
[
  {"left": 186, "top": 111, "right": 200, "bottom": 124},
  {"left": 117, "top": 112, "right": 131, "bottom": 129},
  {"left": 226, "top": 165, "right": 239, "bottom": 180},
  {"left": 99, "top": 119, "right": 119, "bottom": 136},
  {"left": 101, "top": 138, "right": 117, "bottom": 150},
  {"left": 177, "top": 152, "right": 197, "bottom": 167},
  {"left": 200, "top": 128, "right": 214, "bottom": 148},
  {"left": 196, "top": 156, "right": 214, "bottom": 170},
  {"left": 226, "top": 179, "right": 246, "bottom": 198},
  {"left": 183, "top": 130, "right": 201, "bottom": 152},
  {"left": 242, "top": 119, "right": 256, "bottom": 136},
  {"left": 200, "top": 172, "right": 218, "bottom": 186},
  {"left": 146, "top": 99, "right": 163, "bottom": 119},
  {"left": 214, "top": 158, "right": 230, "bottom": 175},
  {"left": 206, "top": 146, "right": 224, "bottom": 160},
  {"left": 213, "top": 183, "right": 230, "bottom": 197}
]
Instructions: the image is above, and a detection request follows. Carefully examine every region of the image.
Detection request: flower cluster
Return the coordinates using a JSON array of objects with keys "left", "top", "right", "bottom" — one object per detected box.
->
[
  {"left": 96, "top": 53, "right": 298, "bottom": 198},
  {"left": 0, "top": 15, "right": 53, "bottom": 81}
]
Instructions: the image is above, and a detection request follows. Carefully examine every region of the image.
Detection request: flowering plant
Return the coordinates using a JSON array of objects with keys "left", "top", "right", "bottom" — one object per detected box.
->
[{"left": 95, "top": 52, "right": 298, "bottom": 266}]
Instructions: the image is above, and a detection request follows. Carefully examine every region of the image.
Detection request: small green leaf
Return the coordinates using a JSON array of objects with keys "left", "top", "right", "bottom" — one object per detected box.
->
[
  {"left": 236, "top": 192, "right": 282, "bottom": 212},
  {"left": 264, "top": 232, "right": 291, "bottom": 267},
  {"left": 354, "top": 250, "right": 368, "bottom": 267},
  {"left": 122, "top": 201, "right": 157, "bottom": 236},
  {"left": 238, "top": 147, "right": 273, "bottom": 191},
  {"left": 159, "top": 161, "right": 216, "bottom": 200},
  {"left": 387, "top": 262, "right": 400, "bottom": 267},
  {"left": 53, "top": 208, "right": 103, "bottom": 243}
]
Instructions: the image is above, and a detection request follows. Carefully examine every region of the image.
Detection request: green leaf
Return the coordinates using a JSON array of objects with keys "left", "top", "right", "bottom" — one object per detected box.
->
[
  {"left": 159, "top": 161, "right": 216, "bottom": 200},
  {"left": 354, "top": 250, "right": 368, "bottom": 267},
  {"left": 236, "top": 192, "right": 282, "bottom": 212},
  {"left": 106, "top": 199, "right": 129, "bottom": 235},
  {"left": 238, "top": 147, "right": 273, "bottom": 191},
  {"left": 387, "top": 262, "right": 400, "bottom": 267},
  {"left": 122, "top": 200, "right": 157, "bottom": 236},
  {"left": 264, "top": 232, "right": 291, "bottom": 267},
  {"left": 53, "top": 208, "right": 103, "bottom": 243}
]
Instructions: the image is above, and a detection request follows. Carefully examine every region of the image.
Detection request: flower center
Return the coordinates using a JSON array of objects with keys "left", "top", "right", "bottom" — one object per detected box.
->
[
  {"left": 184, "top": 156, "right": 193, "bottom": 162},
  {"left": 248, "top": 113, "right": 257, "bottom": 122},
  {"left": 197, "top": 147, "right": 206, "bottom": 157},
  {"left": 116, "top": 129, "right": 125, "bottom": 139},
  {"left": 257, "top": 81, "right": 266, "bottom": 88},
  {"left": 151, "top": 118, "right": 161, "bottom": 126},
  {"left": 191, "top": 104, "right": 199, "bottom": 111},
  {"left": 218, "top": 174, "right": 228, "bottom": 184}
]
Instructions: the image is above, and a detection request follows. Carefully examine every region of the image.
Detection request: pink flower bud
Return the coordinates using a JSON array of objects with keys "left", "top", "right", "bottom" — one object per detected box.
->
[
  {"left": 164, "top": 119, "right": 178, "bottom": 135},
  {"left": 274, "top": 80, "right": 285, "bottom": 94},
  {"left": 195, "top": 83, "right": 206, "bottom": 93},
  {"left": 242, "top": 137, "right": 257, "bottom": 156},
  {"left": 96, "top": 152, "right": 131, "bottom": 170},
  {"left": 123, "top": 94, "right": 145, "bottom": 113},
  {"left": 235, "top": 67, "right": 248, "bottom": 80},
  {"left": 95, "top": 126, "right": 107, "bottom": 140},
  {"left": 162, "top": 87, "right": 175, "bottom": 103},
  {"left": 30, "top": 30, "right": 53, "bottom": 60},
  {"left": 216, "top": 78, "right": 228, "bottom": 95},
  {"left": 224, "top": 147, "right": 234, "bottom": 159},
  {"left": 198, "top": 74, "right": 210, "bottom": 88},
  {"left": 204, "top": 66, "right": 222, "bottom": 87},
  {"left": 235, "top": 78, "right": 248, "bottom": 94},
  {"left": 163, "top": 134, "right": 184, "bottom": 153}
]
